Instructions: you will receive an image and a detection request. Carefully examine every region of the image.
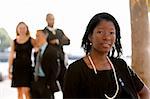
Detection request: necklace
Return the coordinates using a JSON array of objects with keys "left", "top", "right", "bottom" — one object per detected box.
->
[{"left": 88, "top": 55, "right": 119, "bottom": 99}]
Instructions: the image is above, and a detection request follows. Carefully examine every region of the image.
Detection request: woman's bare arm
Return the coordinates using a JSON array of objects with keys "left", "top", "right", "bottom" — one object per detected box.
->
[
  {"left": 138, "top": 84, "right": 150, "bottom": 99},
  {"left": 8, "top": 41, "right": 15, "bottom": 79}
]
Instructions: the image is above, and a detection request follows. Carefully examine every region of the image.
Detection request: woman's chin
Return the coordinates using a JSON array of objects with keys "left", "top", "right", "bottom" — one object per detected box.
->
[{"left": 101, "top": 48, "right": 111, "bottom": 54}]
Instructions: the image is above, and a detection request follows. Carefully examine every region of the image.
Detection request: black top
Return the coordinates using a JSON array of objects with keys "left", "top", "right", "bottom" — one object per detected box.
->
[
  {"left": 64, "top": 58, "right": 144, "bottom": 99},
  {"left": 14, "top": 37, "right": 33, "bottom": 67}
]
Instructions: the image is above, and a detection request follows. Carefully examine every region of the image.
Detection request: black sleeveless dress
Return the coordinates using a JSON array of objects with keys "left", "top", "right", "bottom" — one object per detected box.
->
[{"left": 11, "top": 37, "right": 33, "bottom": 87}]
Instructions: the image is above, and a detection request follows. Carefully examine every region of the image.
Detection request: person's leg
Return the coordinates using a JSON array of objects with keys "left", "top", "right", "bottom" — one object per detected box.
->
[
  {"left": 22, "top": 87, "right": 31, "bottom": 99},
  {"left": 40, "top": 86, "right": 54, "bottom": 99},
  {"left": 38, "top": 78, "right": 54, "bottom": 99},
  {"left": 58, "top": 61, "right": 66, "bottom": 92},
  {"left": 17, "top": 87, "right": 23, "bottom": 99},
  {"left": 30, "top": 81, "right": 40, "bottom": 98}
]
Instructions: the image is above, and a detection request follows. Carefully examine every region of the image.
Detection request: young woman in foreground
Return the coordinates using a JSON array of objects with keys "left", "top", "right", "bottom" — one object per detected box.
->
[{"left": 64, "top": 12, "right": 150, "bottom": 99}]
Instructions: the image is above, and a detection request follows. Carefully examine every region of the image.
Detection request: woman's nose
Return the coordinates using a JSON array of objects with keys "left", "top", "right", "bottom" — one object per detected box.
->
[{"left": 102, "top": 32, "right": 111, "bottom": 40}]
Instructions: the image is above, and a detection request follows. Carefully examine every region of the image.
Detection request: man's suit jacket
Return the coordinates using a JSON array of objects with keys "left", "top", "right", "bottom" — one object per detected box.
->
[
  {"left": 44, "top": 27, "right": 70, "bottom": 61},
  {"left": 41, "top": 44, "right": 59, "bottom": 92},
  {"left": 44, "top": 27, "right": 70, "bottom": 91}
]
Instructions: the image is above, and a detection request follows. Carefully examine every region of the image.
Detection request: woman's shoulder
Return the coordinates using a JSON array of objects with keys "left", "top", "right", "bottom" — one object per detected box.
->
[
  {"left": 67, "top": 58, "right": 84, "bottom": 71},
  {"left": 13, "top": 38, "right": 17, "bottom": 44},
  {"left": 110, "top": 57, "right": 127, "bottom": 65},
  {"left": 14, "top": 36, "right": 31, "bottom": 45},
  {"left": 30, "top": 37, "right": 36, "bottom": 47},
  {"left": 110, "top": 57, "right": 128, "bottom": 70}
]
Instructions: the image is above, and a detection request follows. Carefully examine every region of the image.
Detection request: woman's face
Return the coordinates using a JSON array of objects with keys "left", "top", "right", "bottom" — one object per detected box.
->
[
  {"left": 17, "top": 23, "right": 28, "bottom": 36},
  {"left": 89, "top": 20, "right": 116, "bottom": 54}
]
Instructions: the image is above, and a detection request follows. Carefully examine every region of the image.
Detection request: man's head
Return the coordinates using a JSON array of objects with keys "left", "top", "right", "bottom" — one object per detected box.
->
[
  {"left": 36, "top": 30, "right": 48, "bottom": 47},
  {"left": 46, "top": 13, "right": 55, "bottom": 27}
]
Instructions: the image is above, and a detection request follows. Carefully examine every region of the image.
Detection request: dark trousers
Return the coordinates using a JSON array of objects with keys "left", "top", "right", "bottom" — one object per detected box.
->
[
  {"left": 57, "top": 59, "right": 66, "bottom": 92},
  {"left": 31, "top": 77, "right": 54, "bottom": 99}
]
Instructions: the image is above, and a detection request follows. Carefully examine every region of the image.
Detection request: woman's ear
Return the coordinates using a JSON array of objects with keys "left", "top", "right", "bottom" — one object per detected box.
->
[
  {"left": 88, "top": 34, "right": 92, "bottom": 42},
  {"left": 88, "top": 34, "right": 93, "bottom": 46}
]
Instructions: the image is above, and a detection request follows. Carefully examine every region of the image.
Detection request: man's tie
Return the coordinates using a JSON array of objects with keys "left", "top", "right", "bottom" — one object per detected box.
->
[{"left": 34, "top": 49, "right": 42, "bottom": 81}]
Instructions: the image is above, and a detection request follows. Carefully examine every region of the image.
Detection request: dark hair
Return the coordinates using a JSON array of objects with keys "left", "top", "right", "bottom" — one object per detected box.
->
[
  {"left": 16, "top": 22, "right": 30, "bottom": 36},
  {"left": 81, "top": 12, "right": 122, "bottom": 58}
]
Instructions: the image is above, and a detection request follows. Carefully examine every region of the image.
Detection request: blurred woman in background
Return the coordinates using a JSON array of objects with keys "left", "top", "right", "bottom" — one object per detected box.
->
[{"left": 8, "top": 22, "right": 36, "bottom": 99}]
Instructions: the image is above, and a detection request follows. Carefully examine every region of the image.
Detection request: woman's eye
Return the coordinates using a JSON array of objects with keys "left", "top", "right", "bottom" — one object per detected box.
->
[
  {"left": 110, "top": 32, "right": 115, "bottom": 34},
  {"left": 97, "top": 31, "right": 103, "bottom": 34}
]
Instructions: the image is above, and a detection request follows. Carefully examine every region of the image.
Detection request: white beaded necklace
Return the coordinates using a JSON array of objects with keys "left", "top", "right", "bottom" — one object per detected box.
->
[{"left": 88, "top": 55, "right": 119, "bottom": 99}]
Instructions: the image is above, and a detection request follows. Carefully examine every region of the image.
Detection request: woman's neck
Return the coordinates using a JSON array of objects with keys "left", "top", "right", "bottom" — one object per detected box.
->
[
  {"left": 89, "top": 50, "right": 107, "bottom": 62},
  {"left": 16, "top": 35, "right": 29, "bottom": 44},
  {"left": 88, "top": 50, "right": 110, "bottom": 70},
  {"left": 18, "top": 34, "right": 28, "bottom": 39}
]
